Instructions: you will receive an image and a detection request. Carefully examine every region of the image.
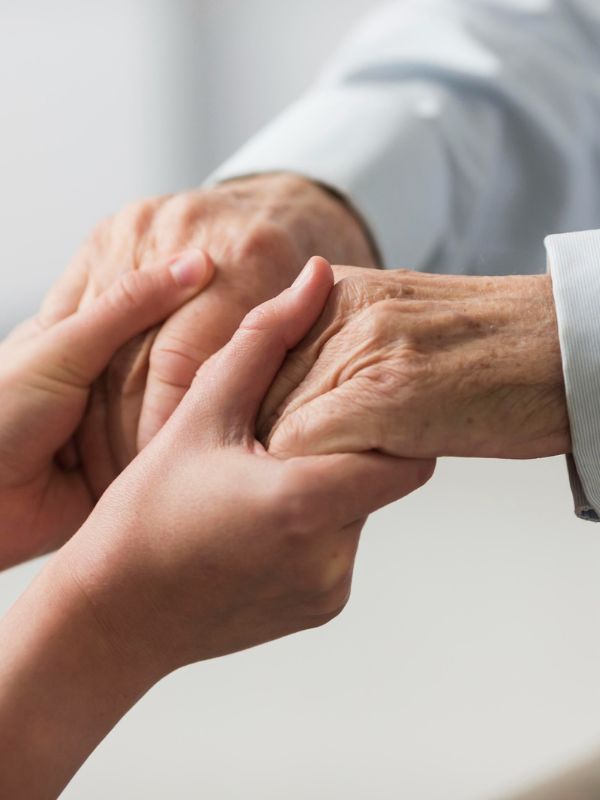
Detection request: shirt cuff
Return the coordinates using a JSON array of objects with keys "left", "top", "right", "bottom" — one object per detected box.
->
[
  {"left": 203, "top": 83, "right": 449, "bottom": 270},
  {"left": 545, "top": 230, "right": 600, "bottom": 522}
]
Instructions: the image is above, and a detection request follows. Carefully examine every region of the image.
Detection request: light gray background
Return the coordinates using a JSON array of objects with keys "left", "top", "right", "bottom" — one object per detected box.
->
[{"left": 2, "top": 2, "right": 600, "bottom": 798}]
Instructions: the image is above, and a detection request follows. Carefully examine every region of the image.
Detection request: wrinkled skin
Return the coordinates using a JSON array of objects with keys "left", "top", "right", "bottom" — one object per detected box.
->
[
  {"left": 260, "top": 266, "right": 571, "bottom": 460},
  {"left": 41, "top": 174, "right": 376, "bottom": 497},
  {"left": 0, "top": 261, "right": 435, "bottom": 800},
  {"left": 64, "top": 259, "right": 434, "bottom": 674}
]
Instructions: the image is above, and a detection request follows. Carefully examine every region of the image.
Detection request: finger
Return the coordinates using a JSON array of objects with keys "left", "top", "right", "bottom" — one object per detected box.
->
[
  {"left": 257, "top": 272, "right": 357, "bottom": 436},
  {"left": 35, "top": 249, "right": 214, "bottom": 389},
  {"left": 76, "top": 374, "right": 120, "bottom": 499},
  {"left": 286, "top": 450, "right": 435, "bottom": 527},
  {"left": 136, "top": 289, "right": 248, "bottom": 451},
  {"left": 182, "top": 256, "right": 334, "bottom": 441},
  {"left": 267, "top": 377, "right": 383, "bottom": 458},
  {"left": 105, "top": 328, "right": 159, "bottom": 464},
  {"left": 257, "top": 326, "right": 350, "bottom": 443}
]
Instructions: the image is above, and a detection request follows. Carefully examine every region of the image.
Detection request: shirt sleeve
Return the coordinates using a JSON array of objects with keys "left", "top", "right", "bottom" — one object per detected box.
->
[
  {"left": 546, "top": 231, "right": 600, "bottom": 522},
  {"left": 206, "top": 0, "right": 600, "bottom": 278},
  {"left": 206, "top": 0, "right": 600, "bottom": 520}
]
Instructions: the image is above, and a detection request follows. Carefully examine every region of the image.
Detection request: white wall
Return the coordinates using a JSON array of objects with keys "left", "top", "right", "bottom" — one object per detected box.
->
[
  {"left": 2, "top": 2, "right": 600, "bottom": 798},
  {"left": 0, "top": 0, "right": 207, "bottom": 334}
]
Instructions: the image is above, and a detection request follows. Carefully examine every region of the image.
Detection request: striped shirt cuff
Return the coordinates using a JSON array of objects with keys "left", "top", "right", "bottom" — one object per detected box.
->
[{"left": 545, "top": 230, "right": 600, "bottom": 522}]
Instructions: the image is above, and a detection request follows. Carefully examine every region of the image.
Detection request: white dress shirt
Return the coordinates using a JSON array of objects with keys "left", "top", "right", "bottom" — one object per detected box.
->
[{"left": 207, "top": 0, "right": 600, "bottom": 519}]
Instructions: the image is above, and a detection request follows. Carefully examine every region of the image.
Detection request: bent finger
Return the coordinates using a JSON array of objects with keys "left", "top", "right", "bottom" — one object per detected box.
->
[{"left": 183, "top": 256, "right": 334, "bottom": 443}]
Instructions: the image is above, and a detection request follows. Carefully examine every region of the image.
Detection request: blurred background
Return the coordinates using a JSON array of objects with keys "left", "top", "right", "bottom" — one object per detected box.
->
[{"left": 2, "top": 1, "right": 600, "bottom": 798}]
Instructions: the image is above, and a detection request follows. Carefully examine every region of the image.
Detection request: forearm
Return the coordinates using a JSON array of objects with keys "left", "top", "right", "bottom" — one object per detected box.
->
[{"left": 0, "top": 550, "right": 157, "bottom": 799}]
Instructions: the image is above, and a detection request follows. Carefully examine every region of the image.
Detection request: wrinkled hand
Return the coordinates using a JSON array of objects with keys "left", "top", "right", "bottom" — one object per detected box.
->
[
  {"left": 42, "top": 174, "right": 376, "bottom": 497},
  {"left": 0, "top": 252, "right": 212, "bottom": 569},
  {"left": 260, "top": 266, "right": 571, "bottom": 460},
  {"left": 64, "top": 259, "right": 434, "bottom": 674}
]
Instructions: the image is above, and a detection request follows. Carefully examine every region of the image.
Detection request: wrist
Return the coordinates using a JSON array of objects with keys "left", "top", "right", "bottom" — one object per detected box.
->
[
  {"left": 477, "top": 272, "right": 570, "bottom": 457},
  {"left": 58, "top": 499, "right": 189, "bottom": 681},
  {"left": 364, "top": 269, "right": 570, "bottom": 459},
  {"left": 525, "top": 273, "right": 571, "bottom": 453},
  {"left": 0, "top": 551, "right": 156, "bottom": 798}
]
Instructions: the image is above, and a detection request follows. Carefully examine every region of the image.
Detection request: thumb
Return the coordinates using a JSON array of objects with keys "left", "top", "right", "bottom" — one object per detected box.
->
[
  {"left": 183, "top": 256, "right": 333, "bottom": 442},
  {"left": 33, "top": 249, "right": 214, "bottom": 389}
]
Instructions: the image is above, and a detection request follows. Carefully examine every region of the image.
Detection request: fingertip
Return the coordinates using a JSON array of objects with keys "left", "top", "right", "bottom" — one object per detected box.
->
[{"left": 291, "top": 255, "right": 333, "bottom": 293}]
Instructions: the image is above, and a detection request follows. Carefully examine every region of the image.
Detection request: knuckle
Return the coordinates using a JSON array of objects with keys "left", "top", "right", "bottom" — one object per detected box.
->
[
  {"left": 362, "top": 299, "right": 398, "bottom": 344},
  {"left": 157, "top": 192, "right": 202, "bottom": 234},
  {"left": 237, "top": 220, "right": 296, "bottom": 263},
  {"left": 330, "top": 267, "right": 384, "bottom": 311},
  {"left": 119, "top": 197, "right": 163, "bottom": 235},
  {"left": 109, "top": 199, "right": 162, "bottom": 261},
  {"left": 116, "top": 196, "right": 171, "bottom": 264}
]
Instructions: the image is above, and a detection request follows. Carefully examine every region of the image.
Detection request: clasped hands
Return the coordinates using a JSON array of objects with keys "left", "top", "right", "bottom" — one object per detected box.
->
[{"left": 0, "top": 174, "right": 569, "bottom": 679}]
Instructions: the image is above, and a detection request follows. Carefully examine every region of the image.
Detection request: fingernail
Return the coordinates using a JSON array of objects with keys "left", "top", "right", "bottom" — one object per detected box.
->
[
  {"left": 170, "top": 249, "right": 210, "bottom": 288},
  {"left": 291, "top": 258, "right": 316, "bottom": 290}
]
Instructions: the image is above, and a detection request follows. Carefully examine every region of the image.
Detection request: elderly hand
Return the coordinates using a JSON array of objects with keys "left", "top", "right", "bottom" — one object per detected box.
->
[
  {"left": 0, "top": 252, "right": 213, "bottom": 569},
  {"left": 259, "top": 266, "right": 570, "bottom": 460},
  {"left": 42, "top": 174, "right": 376, "bottom": 497},
  {"left": 61, "top": 258, "right": 434, "bottom": 675}
]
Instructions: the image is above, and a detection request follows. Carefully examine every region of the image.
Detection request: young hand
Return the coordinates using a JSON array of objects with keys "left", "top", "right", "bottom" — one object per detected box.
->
[
  {"left": 0, "top": 250, "right": 213, "bottom": 569},
  {"left": 0, "top": 257, "right": 432, "bottom": 800}
]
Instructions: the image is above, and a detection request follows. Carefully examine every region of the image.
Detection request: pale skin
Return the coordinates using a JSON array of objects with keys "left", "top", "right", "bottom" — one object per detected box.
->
[
  {"left": 0, "top": 258, "right": 433, "bottom": 799},
  {"left": 42, "top": 171, "right": 569, "bottom": 474},
  {"left": 259, "top": 265, "right": 571, "bottom": 460},
  {"left": 0, "top": 170, "right": 573, "bottom": 799},
  {"left": 0, "top": 249, "right": 214, "bottom": 569},
  {"left": 40, "top": 173, "right": 377, "bottom": 498}
]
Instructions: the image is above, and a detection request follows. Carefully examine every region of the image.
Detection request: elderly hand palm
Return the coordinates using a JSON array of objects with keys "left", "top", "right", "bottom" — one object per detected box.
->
[{"left": 260, "top": 266, "right": 570, "bottom": 461}]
